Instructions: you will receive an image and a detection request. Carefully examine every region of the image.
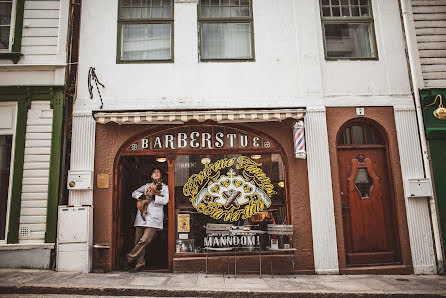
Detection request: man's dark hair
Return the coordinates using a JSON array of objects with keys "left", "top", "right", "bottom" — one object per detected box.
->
[{"left": 148, "top": 167, "right": 163, "bottom": 182}]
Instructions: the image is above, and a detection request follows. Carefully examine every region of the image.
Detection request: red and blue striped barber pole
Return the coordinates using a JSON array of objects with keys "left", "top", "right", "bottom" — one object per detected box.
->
[{"left": 293, "top": 121, "right": 306, "bottom": 159}]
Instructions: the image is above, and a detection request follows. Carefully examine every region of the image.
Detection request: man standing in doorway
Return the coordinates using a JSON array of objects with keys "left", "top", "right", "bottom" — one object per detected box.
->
[{"left": 127, "top": 168, "right": 169, "bottom": 272}]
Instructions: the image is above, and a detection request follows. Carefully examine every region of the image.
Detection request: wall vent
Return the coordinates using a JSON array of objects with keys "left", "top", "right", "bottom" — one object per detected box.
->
[{"left": 19, "top": 225, "right": 31, "bottom": 239}]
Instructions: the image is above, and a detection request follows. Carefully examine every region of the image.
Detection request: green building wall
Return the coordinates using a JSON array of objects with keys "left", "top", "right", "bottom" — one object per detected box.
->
[{"left": 420, "top": 89, "right": 446, "bottom": 249}]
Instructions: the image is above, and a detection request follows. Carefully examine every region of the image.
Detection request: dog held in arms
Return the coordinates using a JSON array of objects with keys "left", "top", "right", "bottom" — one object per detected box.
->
[{"left": 137, "top": 179, "right": 164, "bottom": 221}]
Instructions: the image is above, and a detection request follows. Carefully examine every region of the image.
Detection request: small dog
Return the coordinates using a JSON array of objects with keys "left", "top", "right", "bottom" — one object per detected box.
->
[{"left": 137, "top": 179, "right": 164, "bottom": 221}]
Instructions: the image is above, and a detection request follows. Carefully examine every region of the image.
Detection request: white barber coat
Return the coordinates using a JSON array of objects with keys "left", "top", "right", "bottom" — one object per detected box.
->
[{"left": 132, "top": 182, "right": 169, "bottom": 229}]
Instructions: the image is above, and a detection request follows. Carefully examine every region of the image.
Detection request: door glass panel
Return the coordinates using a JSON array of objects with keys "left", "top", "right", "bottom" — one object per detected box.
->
[
  {"left": 354, "top": 167, "right": 373, "bottom": 199},
  {"left": 351, "top": 125, "right": 365, "bottom": 144},
  {"left": 0, "top": 135, "right": 13, "bottom": 240}
]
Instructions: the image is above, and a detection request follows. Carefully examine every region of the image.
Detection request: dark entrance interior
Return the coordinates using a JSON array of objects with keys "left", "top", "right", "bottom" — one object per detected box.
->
[{"left": 117, "top": 155, "right": 169, "bottom": 271}]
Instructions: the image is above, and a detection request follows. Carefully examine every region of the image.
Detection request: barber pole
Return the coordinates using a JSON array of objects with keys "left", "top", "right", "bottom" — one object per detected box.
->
[{"left": 293, "top": 121, "right": 306, "bottom": 159}]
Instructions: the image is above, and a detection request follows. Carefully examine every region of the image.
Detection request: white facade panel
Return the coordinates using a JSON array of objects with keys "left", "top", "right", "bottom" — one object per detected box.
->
[
  {"left": 66, "top": 0, "right": 438, "bottom": 274},
  {"left": 19, "top": 101, "right": 53, "bottom": 244},
  {"left": 0, "top": 0, "right": 68, "bottom": 85},
  {"left": 411, "top": 0, "right": 446, "bottom": 88}
]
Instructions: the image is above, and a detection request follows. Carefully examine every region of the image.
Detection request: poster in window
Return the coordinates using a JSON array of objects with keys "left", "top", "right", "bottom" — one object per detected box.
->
[{"left": 177, "top": 214, "right": 190, "bottom": 233}]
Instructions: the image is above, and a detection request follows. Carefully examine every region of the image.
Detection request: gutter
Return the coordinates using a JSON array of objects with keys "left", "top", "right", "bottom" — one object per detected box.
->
[
  {"left": 59, "top": 0, "right": 82, "bottom": 206},
  {"left": 399, "top": 0, "right": 444, "bottom": 273}
]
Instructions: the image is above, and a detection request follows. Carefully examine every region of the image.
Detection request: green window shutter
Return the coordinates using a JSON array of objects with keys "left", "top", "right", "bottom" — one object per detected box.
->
[{"left": 7, "top": 98, "right": 30, "bottom": 243}]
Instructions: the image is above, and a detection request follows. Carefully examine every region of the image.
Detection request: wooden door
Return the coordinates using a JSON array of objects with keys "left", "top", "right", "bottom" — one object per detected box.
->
[{"left": 338, "top": 147, "right": 400, "bottom": 266}]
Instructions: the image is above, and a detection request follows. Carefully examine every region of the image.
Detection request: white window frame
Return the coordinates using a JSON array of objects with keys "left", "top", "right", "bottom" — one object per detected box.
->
[
  {"left": 319, "top": 0, "right": 378, "bottom": 60},
  {"left": 198, "top": 0, "right": 255, "bottom": 62},
  {"left": 116, "top": 0, "right": 174, "bottom": 63},
  {"left": 0, "top": 0, "right": 17, "bottom": 53},
  {"left": 0, "top": 102, "right": 17, "bottom": 243}
]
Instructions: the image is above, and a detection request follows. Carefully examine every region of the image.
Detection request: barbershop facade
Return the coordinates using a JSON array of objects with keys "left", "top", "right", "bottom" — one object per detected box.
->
[{"left": 60, "top": 0, "right": 440, "bottom": 275}]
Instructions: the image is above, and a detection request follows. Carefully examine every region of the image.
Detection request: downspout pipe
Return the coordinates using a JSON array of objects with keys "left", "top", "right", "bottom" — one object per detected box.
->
[{"left": 399, "top": 0, "right": 444, "bottom": 273}]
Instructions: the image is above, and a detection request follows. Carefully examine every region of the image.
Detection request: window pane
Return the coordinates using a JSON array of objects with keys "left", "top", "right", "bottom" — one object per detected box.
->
[
  {"left": 0, "top": 26, "right": 10, "bottom": 50},
  {"left": 201, "top": 23, "right": 252, "bottom": 59},
  {"left": 199, "top": 0, "right": 251, "bottom": 18},
  {"left": 344, "top": 127, "right": 352, "bottom": 144},
  {"left": 360, "top": 7, "right": 370, "bottom": 16},
  {"left": 0, "top": 1, "right": 12, "bottom": 50},
  {"left": 354, "top": 168, "right": 373, "bottom": 199},
  {"left": 332, "top": 7, "right": 340, "bottom": 17},
  {"left": 119, "top": 0, "right": 172, "bottom": 19},
  {"left": 365, "top": 125, "right": 373, "bottom": 144},
  {"left": 152, "top": 7, "right": 161, "bottom": 17},
  {"left": 322, "top": 7, "right": 331, "bottom": 17},
  {"left": 200, "top": 6, "right": 210, "bottom": 17},
  {"left": 351, "top": 125, "right": 365, "bottom": 144},
  {"left": 121, "top": 24, "right": 171, "bottom": 60},
  {"left": 120, "top": 8, "right": 132, "bottom": 18},
  {"left": 0, "top": 2, "right": 12, "bottom": 25},
  {"left": 341, "top": 7, "right": 350, "bottom": 17},
  {"left": 324, "top": 22, "right": 375, "bottom": 58},
  {"left": 0, "top": 135, "right": 13, "bottom": 241},
  {"left": 240, "top": 7, "right": 249, "bottom": 17},
  {"left": 175, "top": 153, "right": 288, "bottom": 252}
]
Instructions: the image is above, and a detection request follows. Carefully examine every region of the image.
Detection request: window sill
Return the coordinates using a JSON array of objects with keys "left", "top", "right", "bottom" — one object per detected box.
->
[
  {"left": 116, "top": 59, "right": 174, "bottom": 64},
  {"left": 0, "top": 243, "right": 54, "bottom": 250},
  {"left": 200, "top": 58, "right": 255, "bottom": 63},
  {"left": 0, "top": 52, "right": 23, "bottom": 64},
  {"left": 324, "top": 57, "right": 379, "bottom": 61}
]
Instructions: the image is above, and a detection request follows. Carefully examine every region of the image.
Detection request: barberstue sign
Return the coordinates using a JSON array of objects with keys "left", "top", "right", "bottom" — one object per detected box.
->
[{"left": 126, "top": 126, "right": 275, "bottom": 152}]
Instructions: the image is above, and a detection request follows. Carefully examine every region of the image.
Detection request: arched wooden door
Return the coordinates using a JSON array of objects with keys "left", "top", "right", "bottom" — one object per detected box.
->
[{"left": 337, "top": 121, "right": 401, "bottom": 266}]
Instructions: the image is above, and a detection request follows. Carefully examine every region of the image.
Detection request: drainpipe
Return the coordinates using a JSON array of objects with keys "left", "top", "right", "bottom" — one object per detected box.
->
[{"left": 399, "top": 0, "right": 444, "bottom": 273}]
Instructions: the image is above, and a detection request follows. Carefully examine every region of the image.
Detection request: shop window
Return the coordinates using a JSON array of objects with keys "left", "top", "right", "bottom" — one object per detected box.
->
[
  {"left": 174, "top": 153, "right": 287, "bottom": 253},
  {"left": 198, "top": 0, "right": 254, "bottom": 61},
  {"left": 117, "top": 0, "right": 173, "bottom": 63},
  {"left": 0, "top": 0, "right": 13, "bottom": 50},
  {"left": 337, "top": 123, "right": 384, "bottom": 145},
  {"left": 0, "top": 135, "right": 13, "bottom": 241},
  {"left": 320, "top": 0, "right": 378, "bottom": 59}
]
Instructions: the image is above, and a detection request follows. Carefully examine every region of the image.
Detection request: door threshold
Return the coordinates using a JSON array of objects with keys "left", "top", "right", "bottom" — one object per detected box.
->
[
  {"left": 142, "top": 268, "right": 170, "bottom": 273},
  {"left": 340, "top": 264, "right": 413, "bottom": 275}
]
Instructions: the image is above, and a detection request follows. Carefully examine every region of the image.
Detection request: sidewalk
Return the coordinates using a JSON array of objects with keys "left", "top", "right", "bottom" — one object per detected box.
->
[{"left": 1, "top": 268, "right": 446, "bottom": 297}]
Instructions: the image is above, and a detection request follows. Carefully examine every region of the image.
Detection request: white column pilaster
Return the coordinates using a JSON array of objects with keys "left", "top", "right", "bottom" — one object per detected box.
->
[
  {"left": 394, "top": 106, "right": 436, "bottom": 274},
  {"left": 305, "top": 107, "right": 339, "bottom": 274},
  {"left": 68, "top": 112, "right": 96, "bottom": 206}
]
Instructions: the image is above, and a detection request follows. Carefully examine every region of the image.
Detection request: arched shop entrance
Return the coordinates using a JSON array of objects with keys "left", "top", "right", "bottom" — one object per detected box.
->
[{"left": 113, "top": 124, "right": 290, "bottom": 271}]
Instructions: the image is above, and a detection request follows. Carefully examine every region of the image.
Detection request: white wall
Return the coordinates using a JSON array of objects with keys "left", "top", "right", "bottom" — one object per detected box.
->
[
  {"left": 19, "top": 101, "right": 53, "bottom": 244},
  {"left": 74, "top": 0, "right": 412, "bottom": 111},
  {"left": 0, "top": 0, "right": 69, "bottom": 85}
]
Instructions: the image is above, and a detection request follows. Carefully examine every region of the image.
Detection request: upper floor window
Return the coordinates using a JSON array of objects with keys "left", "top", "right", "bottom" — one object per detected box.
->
[
  {"left": 198, "top": 0, "right": 254, "bottom": 61},
  {"left": 320, "top": 0, "right": 377, "bottom": 60},
  {"left": 117, "top": 0, "right": 173, "bottom": 63},
  {"left": 0, "top": 0, "right": 13, "bottom": 50}
]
